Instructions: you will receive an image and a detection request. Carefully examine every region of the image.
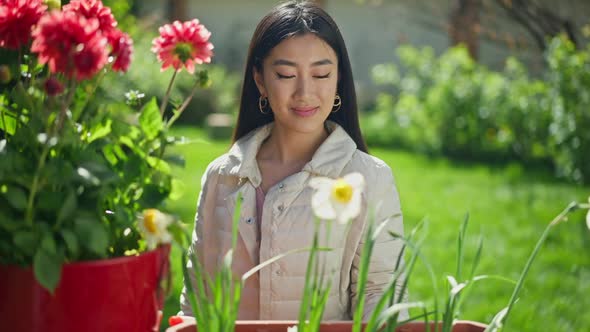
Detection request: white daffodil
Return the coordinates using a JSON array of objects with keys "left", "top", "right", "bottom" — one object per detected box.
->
[
  {"left": 138, "top": 209, "right": 173, "bottom": 250},
  {"left": 309, "top": 172, "right": 365, "bottom": 224},
  {"left": 586, "top": 196, "right": 590, "bottom": 231}
]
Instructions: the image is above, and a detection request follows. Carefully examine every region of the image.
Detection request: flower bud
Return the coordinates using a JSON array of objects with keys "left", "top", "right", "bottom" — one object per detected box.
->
[
  {"left": 196, "top": 70, "right": 212, "bottom": 88},
  {"left": 44, "top": 77, "right": 64, "bottom": 96},
  {"left": 44, "top": 0, "right": 61, "bottom": 10},
  {"left": 0, "top": 65, "right": 12, "bottom": 84}
]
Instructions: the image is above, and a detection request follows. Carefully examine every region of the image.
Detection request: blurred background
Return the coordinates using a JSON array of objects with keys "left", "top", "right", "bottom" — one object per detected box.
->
[{"left": 100, "top": 0, "right": 590, "bottom": 330}]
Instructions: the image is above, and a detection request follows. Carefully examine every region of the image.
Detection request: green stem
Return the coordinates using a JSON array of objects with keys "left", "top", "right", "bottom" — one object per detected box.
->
[
  {"left": 159, "top": 70, "right": 177, "bottom": 117},
  {"left": 166, "top": 78, "right": 199, "bottom": 129},
  {"left": 25, "top": 144, "right": 50, "bottom": 225},
  {"left": 73, "top": 70, "right": 106, "bottom": 123},
  {"left": 26, "top": 79, "right": 78, "bottom": 226},
  {"left": 501, "top": 201, "right": 578, "bottom": 329},
  {"left": 57, "top": 79, "right": 77, "bottom": 133}
]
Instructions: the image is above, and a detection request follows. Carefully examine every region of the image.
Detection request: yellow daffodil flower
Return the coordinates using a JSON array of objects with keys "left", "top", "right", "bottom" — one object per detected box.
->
[
  {"left": 138, "top": 209, "right": 173, "bottom": 249},
  {"left": 309, "top": 172, "right": 365, "bottom": 224}
]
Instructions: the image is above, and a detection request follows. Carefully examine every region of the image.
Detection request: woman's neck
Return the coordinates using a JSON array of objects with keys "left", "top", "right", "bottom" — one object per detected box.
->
[{"left": 258, "top": 122, "right": 329, "bottom": 165}]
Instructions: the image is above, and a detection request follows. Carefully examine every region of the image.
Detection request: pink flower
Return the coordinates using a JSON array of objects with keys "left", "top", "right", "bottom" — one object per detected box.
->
[
  {"left": 107, "top": 29, "right": 133, "bottom": 72},
  {"left": 31, "top": 10, "right": 108, "bottom": 81},
  {"left": 151, "top": 19, "right": 214, "bottom": 74},
  {"left": 62, "top": 0, "right": 117, "bottom": 34},
  {"left": 0, "top": 0, "right": 47, "bottom": 49}
]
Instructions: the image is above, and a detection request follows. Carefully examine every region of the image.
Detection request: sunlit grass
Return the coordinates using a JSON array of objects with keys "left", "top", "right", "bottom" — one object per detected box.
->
[{"left": 161, "top": 126, "right": 590, "bottom": 331}]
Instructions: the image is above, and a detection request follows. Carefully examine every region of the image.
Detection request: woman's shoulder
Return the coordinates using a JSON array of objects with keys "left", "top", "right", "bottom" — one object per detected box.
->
[
  {"left": 347, "top": 150, "right": 395, "bottom": 179},
  {"left": 346, "top": 150, "right": 399, "bottom": 199},
  {"left": 200, "top": 153, "right": 235, "bottom": 184}
]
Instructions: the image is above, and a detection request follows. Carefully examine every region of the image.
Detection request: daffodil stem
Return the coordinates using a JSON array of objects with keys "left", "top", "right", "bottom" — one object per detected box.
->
[
  {"left": 160, "top": 70, "right": 177, "bottom": 117},
  {"left": 166, "top": 79, "right": 199, "bottom": 129},
  {"left": 501, "top": 201, "right": 578, "bottom": 329}
]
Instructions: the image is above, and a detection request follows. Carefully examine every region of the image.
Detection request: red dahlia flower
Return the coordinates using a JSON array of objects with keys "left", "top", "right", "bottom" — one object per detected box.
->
[
  {"left": 0, "top": 0, "right": 47, "bottom": 49},
  {"left": 107, "top": 29, "right": 133, "bottom": 72},
  {"left": 151, "top": 19, "right": 214, "bottom": 74},
  {"left": 44, "top": 76, "right": 64, "bottom": 96},
  {"left": 63, "top": 0, "right": 117, "bottom": 34},
  {"left": 31, "top": 10, "right": 108, "bottom": 80}
]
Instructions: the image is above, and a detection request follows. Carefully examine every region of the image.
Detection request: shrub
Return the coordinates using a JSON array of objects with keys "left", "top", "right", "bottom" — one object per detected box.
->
[{"left": 365, "top": 36, "right": 590, "bottom": 183}]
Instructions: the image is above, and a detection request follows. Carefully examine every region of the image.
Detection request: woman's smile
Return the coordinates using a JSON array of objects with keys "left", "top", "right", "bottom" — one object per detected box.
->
[{"left": 291, "top": 106, "right": 319, "bottom": 117}]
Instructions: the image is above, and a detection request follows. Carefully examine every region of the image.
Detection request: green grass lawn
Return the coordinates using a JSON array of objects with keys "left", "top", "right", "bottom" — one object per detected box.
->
[{"left": 161, "top": 126, "right": 590, "bottom": 331}]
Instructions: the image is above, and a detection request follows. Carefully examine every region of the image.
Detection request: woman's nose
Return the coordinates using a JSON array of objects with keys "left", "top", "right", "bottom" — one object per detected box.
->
[{"left": 294, "top": 76, "right": 312, "bottom": 99}]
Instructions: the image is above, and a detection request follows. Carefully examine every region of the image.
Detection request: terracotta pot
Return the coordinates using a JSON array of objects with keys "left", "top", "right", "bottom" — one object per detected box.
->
[
  {"left": 0, "top": 244, "right": 170, "bottom": 332},
  {"left": 166, "top": 320, "right": 487, "bottom": 332}
]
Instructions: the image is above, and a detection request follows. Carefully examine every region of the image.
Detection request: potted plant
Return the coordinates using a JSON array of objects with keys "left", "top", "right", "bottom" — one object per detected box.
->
[
  {"left": 0, "top": 1, "right": 214, "bottom": 331},
  {"left": 166, "top": 170, "right": 590, "bottom": 332}
]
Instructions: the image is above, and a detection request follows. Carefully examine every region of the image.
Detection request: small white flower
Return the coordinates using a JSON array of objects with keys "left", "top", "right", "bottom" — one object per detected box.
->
[
  {"left": 586, "top": 197, "right": 590, "bottom": 231},
  {"left": 287, "top": 325, "right": 298, "bottom": 332},
  {"left": 309, "top": 172, "right": 365, "bottom": 224},
  {"left": 138, "top": 209, "right": 173, "bottom": 250}
]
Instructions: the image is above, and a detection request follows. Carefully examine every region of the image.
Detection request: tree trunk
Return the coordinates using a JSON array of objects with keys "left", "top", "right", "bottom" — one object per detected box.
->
[
  {"left": 450, "top": 0, "right": 481, "bottom": 59},
  {"left": 167, "top": 0, "right": 188, "bottom": 21}
]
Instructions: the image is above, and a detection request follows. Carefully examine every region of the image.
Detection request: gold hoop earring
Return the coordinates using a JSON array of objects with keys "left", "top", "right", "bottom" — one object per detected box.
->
[
  {"left": 332, "top": 94, "right": 342, "bottom": 113},
  {"left": 258, "top": 96, "right": 270, "bottom": 114}
]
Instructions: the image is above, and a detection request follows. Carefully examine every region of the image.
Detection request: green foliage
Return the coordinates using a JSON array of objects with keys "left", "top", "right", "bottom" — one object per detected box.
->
[
  {"left": 365, "top": 36, "right": 590, "bottom": 183},
  {"left": 0, "top": 80, "right": 181, "bottom": 291},
  {"left": 0, "top": 7, "right": 200, "bottom": 293},
  {"left": 545, "top": 37, "right": 590, "bottom": 183},
  {"left": 98, "top": 33, "right": 240, "bottom": 126}
]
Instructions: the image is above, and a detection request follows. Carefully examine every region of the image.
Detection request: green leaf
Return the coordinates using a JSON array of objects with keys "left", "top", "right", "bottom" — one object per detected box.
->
[
  {"left": 13, "top": 231, "right": 39, "bottom": 256},
  {"left": 87, "top": 118, "right": 112, "bottom": 143},
  {"left": 61, "top": 229, "right": 79, "bottom": 258},
  {"left": 169, "top": 178, "right": 185, "bottom": 201},
  {"left": 102, "top": 144, "right": 122, "bottom": 165},
  {"left": 3, "top": 185, "right": 27, "bottom": 211},
  {"left": 79, "top": 161, "right": 117, "bottom": 184},
  {"left": 139, "top": 184, "right": 168, "bottom": 207},
  {"left": 33, "top": 246, "right": 62, "bottom": 294},
  {"left": 74, "top": 218, "right": 109, "bottom": 256},
  {"left": 119, "top": 135, "right": 137, "bottom": 150},
  {"left": 139, "top": 97, "right": 163, "bottom": 140},
  {"left": 147, "top": 156, "right": 171, "bottom": 174},
  {"left": 57, "top": 190, "right": 77, "bottom": 225},
  {"left": 0, "top": 209, "right": 19, "bottom": 231},
  {"left": 12, "top": 82, "right": 35, "bottom": 112},
  {"left": 40, "top": 232, "right": 57, "bottom": 254},
  {"left": 0, "top": 112, "right": 16, "bottom": 135}
]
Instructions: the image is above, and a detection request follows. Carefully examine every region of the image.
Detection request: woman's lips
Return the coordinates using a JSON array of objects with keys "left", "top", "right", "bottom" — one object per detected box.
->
[{"left": 292, "top": 106, "right": 319, "bottom": 117}]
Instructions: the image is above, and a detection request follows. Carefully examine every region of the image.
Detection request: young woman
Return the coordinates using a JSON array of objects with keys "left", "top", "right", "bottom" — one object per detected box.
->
[{"left": 180, "top": 0, "right": 407, "bottom": 321}]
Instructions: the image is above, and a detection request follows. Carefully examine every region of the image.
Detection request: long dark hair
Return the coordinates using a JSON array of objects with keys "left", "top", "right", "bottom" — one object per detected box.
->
[{"left": 231, "top": 0, "right": 368, "bottom": 153}]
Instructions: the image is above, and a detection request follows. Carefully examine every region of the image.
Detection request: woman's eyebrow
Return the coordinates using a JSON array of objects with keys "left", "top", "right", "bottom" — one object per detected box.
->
[{"left": 272, "top": 59, "right": 334, "bottom": 67}]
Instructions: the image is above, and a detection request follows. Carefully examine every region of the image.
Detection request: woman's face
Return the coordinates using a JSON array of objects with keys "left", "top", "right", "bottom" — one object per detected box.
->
[{"left": 254, "top": 33, "right": 339, "bottom": 136}]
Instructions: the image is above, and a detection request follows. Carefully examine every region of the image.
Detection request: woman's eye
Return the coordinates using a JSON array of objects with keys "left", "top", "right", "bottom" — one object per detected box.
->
[
  {"left": 276, "top": 73, "right": 295, "bottom": 79},
  {"left": 314, "top": 73, "right": 331, "bottom": 79}
]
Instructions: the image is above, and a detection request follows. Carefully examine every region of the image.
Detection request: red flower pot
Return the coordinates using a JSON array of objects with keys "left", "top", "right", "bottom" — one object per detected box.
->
[
  {"left": 166, "top": 320, "right": 487, "bottom": 332},
  {"left": 0, "top": 244, "right": 170, "bottom": 332}
]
